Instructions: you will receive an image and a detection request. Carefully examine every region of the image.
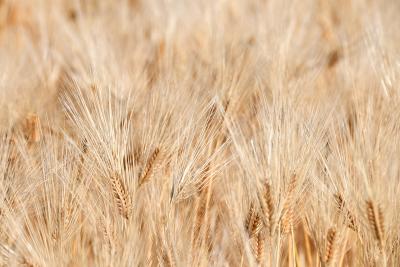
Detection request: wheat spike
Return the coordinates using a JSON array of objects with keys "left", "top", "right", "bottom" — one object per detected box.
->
[
  {"left": 246, "top": 204, "right": 262, "bottom": 238},
  {"left": 192, "top": 190, "right": 209, "bottom": 248},
  {"left": 366, "top": 200, "right": 385, "bottom": 249},
  {"left": 163, "top": 246, "right": 176, "bottom": 267},
  {"left": 281, "top": 173, "right": 297, "bottom": 234},
  {"left": 254, "top": 231, "right": 265, "bottom": 264},
  {"left": 245, "top": 204, "right": 255, "bottom": 236},
  {"left": 101, "top": 220, "right": 115, "bottom": 253},
  {"left": 75, "top": 138, "right": 88, "bottom": 182},
  {"left": 260, "top": 181, "right": 274, "bottom": 235},
  {"left": 324, "top": 227, "right": 337, "bottom": 265},
  {"left": 139, "top": 147, "right": 160, "bottom": 186},
  {"left": 24, "top": 114, "right": 41, "bottom": 144},
  {"left": 110, "top": 173, "right": 131, "bottom": 219},
  {"left": 246, "top": 203, "right": 264, "bottom": 263},
  {"left": 123, "top": 153, "right": 134, "bottom": 171},
  {"left": 205, "top": 103, "right": 218, "bottom": 133},
  {"left": 334, "top": 193, "right": 358, "bottom": 231},
  {"left": 21, "top": 257, "right": 38, "bottom": 267},
  {"left": 251, "top": 213, "right": 262, "bottom": 237},
  {"left": 326, "top": 49, "right": 341, "bottom": 69}
]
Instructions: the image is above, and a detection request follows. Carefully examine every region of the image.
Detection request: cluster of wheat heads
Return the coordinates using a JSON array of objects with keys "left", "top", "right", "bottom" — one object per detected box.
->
[{"left": 0, "top": 0, "right": 400, "bottom": 266}]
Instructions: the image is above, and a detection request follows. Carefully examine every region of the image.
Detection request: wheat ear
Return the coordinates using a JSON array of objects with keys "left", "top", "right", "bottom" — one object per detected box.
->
[
  {"left": 366, "top": 200, "right": 385, "bottom": 249},
  {"left": 191, "top": 162, "right": 214, "bottom": 251},
  {"left": 139, "top": 147, "right": 160, "bottom": 187},
  {"left": 163, "top": 245, "right": 176, "bottom": 267},
  {"left": 281, "top": 173, "right": 297, "bottom": 234},
  {"left": 334, "top": 193, "right": 358, "bottom": 231},
  {"left": 260, "top": 181, "right": 274, "bottom": 235},
  {"left": 191, "top": 187, "right": 210, "bottom": 248},
  {"left": 246, "top": 204, "right": 262, "bottom": 238},
  {"left": 246, "top": 203, "right": 265, "bottom": 264},
  {"left": 24, "top": 114, "right": 41, "bottom": 144},
  {"left": 254, "top": 231, "right": 265, "bottom": 264},
  {"left": 75, "top": 138, "right": 88, "bottom": 182},
  {"left": 324, "top": 227, "right": 337, "bottom": 265},
  {"left": 110, "top": 173, "right": 131, "bottom": 219}
]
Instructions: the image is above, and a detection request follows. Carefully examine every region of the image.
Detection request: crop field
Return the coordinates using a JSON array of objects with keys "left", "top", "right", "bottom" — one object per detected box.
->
[{"left": 0, "top": 0, "right": 399, "bottom": 266}]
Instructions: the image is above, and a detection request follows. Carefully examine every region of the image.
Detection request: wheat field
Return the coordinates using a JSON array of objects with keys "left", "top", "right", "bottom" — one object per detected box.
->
[{"left": 0, "top": 0, "right": 400, "bottom": 266}]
